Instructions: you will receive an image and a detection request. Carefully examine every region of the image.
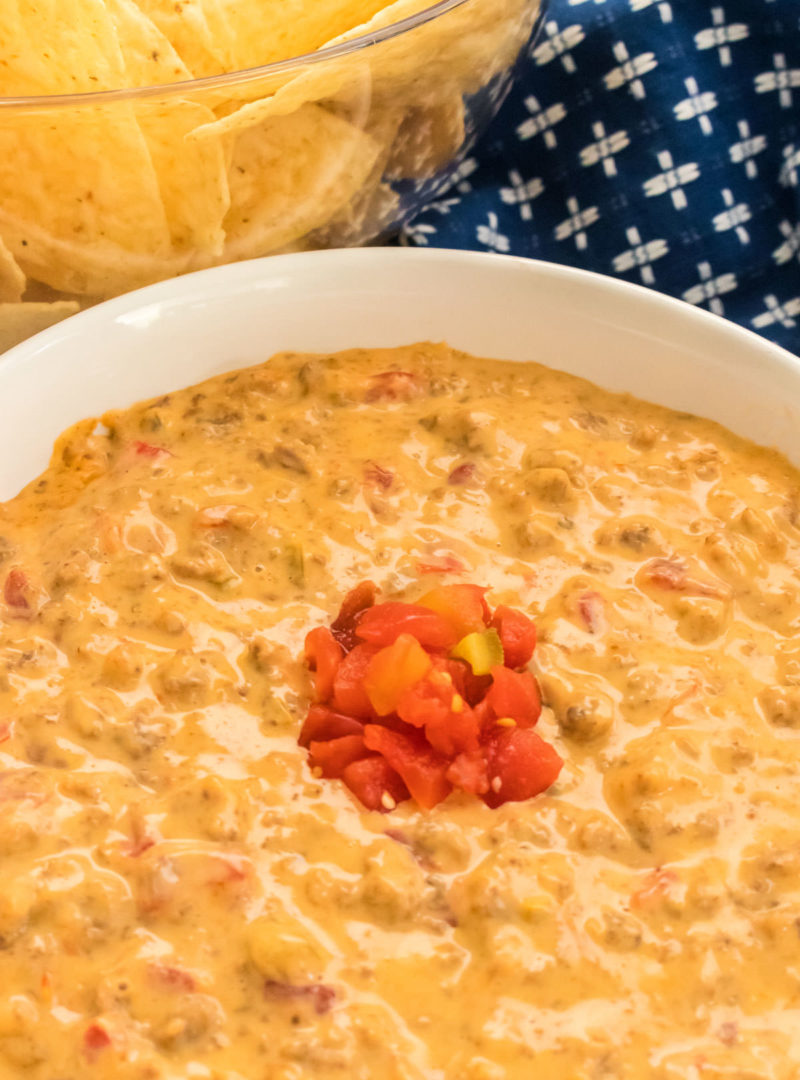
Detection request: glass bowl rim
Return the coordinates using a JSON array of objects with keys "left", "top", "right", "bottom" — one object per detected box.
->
[{"left": 0, "top": 0, "right": 480, "bottom": 109}]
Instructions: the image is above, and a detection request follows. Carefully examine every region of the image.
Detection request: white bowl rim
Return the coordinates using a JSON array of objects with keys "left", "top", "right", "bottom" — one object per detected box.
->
[{"left": 3, "top": 246, "right": 797, "bottom": 379}]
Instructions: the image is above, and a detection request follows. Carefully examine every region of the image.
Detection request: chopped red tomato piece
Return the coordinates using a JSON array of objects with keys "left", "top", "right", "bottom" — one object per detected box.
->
[
  {"left": 364, "top": 461, "right": 394, "bottom": 489},
  {"left": 4, "top": 567, "right": 32, "bottom": 610},
  {"left": 341, "top": 755, "right": 410, "bottom": 812},
  {"left": 303, "top": 626, "right": 343, "bottom": 702},
  {"left": 263, "top": 981, "right": 336, "bottom": 1015},
  {"left": 417, "top": 584, "right": 489, "bottom": 639},
  {"left": 362, "top": 634, "right": 432, "bottom": 716},
  {"left": 133, "top": 440, "right": 172, "bottom": 458},
  {"left": 331, "top": 581, "right": 377, "bottom": 650},
  {"left": 447, "top": 462, "right": 479, "bottom": 486},
  {"left": 484, "top": 665, "right": 542, "bottom": 729},
  {"left": 355, "top": 602, "right": 457, "bottom": 650},
  {"left": 309, "top": 735, "right": 368, "bottom": 778},
  {"left": 364, "top": 371, "right": 426, "bottom": 402},
  {"left": 148, "top": 963, "right": 197, "bottom": 992},
  {"left": 363, "top": 725, "right": 452, "bottom": 810},
  {"left": 331, "top": 644, "right": 378, "bottom": 719},
  {"left": 446, "top": 750, "right": 490, "bottom": 795},
  {"left": 435, "top": 656, "right": 493, "bottom": 707},
  {"left": 577, "top": 591, "right": 604, "bottom": 635},
  {"left": 490, "top": 604, "right": 537, "bottom": 668},
  {"left": 83, "top": 1022, "right": 112, "bottom": 1058},
  {"left": 397, "top": 674, "right": 480, "bottom": 756},
  {"left": 483, "top": 728, "right": 563, "bottom": 808},
  {"left": 298, "top": 705, "right": 364, "bottom": 748},
  {"left": 416, "top": 554, "right": 466, "bottom": 575}
]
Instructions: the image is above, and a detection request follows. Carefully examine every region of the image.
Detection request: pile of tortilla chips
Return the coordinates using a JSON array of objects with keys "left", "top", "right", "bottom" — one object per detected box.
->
[{"left": 0, "top": 0, "right": 540, "bottom": 351}]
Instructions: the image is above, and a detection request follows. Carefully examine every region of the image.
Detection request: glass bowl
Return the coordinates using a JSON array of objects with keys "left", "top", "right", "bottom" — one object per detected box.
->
[{"left": 0, "top": 0, "right": 545, "bottom": 349}]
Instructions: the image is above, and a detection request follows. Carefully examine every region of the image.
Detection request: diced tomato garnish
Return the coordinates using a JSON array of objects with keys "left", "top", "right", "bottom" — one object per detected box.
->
[
  {"left": 483, "top": 666, "right": 542, "bottom": 729},
  {"left": 434, "top": 656, "right": 491, "bottom": 707},
  {"left": 4, "top": 568, "right": 31, "bottom": 611},
  {"left": 364, "top": 462, "right": 394, "bottom": 489},
  {"left": 341, "top": 755, "right": 410, "bottom": 812},
  {"left": 355, "top": 602, "right": 457, "bottom": 650},
  {"left": 364, "top": 371, "right": 426, "bottom": 402},
  {"left": 331, "top": 643, "right": 379, "bottom": 719},
  {"left": 483, "top": 728, "right": 563, "bottom": 808},
  {"left": 308, "top": 735, "right": 368, "bottom": 778},
  {"left": 362, "top": 634, "right": 432, "bottom": 716},
  {"left": 133, "top": 440, "right": 172, "bottom": 458},
  {"left": 303, "top": 626, "right": 343, "bottom": 702},
  {"left": 363, "top": 725, "right": 452, "bottom": 810},
  {"left": 417, "top": 584, "right": 489, "bottom": 639},
  {"left": 331, "top": 581, "right": 377, "bottom": 651},
  {"left": 446, "top": 750, "right": 490, "bottom": 795},
  {"left": 0, "top": 720, "right": 13, "bottom": 743},
  {"left": 397, "top": 673, "right": 480, "bottom": 756},
  {"left": 640, "top": 558, "right": 726, "bottom": 599},
  {"left": 298, "top": 704, "right": 364, "bottom": 748},
  {"left": 490, "top": 604, "right": 537, "bottom": 668},
  {"left": 83, "top": 1022, "right": 112, "bottom": 1058}
]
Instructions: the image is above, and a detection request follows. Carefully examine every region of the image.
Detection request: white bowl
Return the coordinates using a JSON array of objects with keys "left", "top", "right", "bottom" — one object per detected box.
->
[{"left": 2, "top": 248, "right": 799, "bottom": 501}]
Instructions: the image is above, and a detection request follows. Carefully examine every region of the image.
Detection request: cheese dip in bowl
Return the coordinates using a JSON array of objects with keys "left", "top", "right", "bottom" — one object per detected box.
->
[{"left": 0, "top": 250, "right": 799, "bottom": 1078}]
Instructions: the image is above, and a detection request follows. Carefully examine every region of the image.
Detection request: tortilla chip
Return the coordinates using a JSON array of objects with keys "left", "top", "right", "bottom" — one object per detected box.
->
[
  {"left": 193, "top": 0, "right": 537, "bottom": 141},
  {"left": 0, "top": 236, "right": 25, "bottom": 304},
  {"left": 200, "top": 0, "right": 392, "bottom": 69},
  {"left": 0, "top": 0, "right": 129, "bottom": 95},
  {"left": 0, "top": 301, "right": 81, "bottom": 354},
  {"left": 106, "top": 0, "right": 193, "bottom": 86},
  {"left": 136, "top": 101, "right": 230, "bottom": 257},
  {"left": 130, "top": 0, "right": 230, "bottom": 77},
  {"left": 222, "top": 103, "right": 381, "bottom": 260}
]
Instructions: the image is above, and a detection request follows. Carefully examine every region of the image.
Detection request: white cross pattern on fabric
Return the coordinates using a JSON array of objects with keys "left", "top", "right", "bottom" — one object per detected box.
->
[
  {"left": 532, "top": 21, "right": 585, "bottom": 74},
  {"left": 643, "top": 150, "right": 700, "bottom": 210},
  {"left": 630, "top": 0, "right": 673, "bottom": 24},
  {"left": 500, "top": 170, "right": 545, "bottom": 221},
  {"left": 780, "top": 143, "right": 800, "bottom": 188},
  {"left": 477, "top": 212, "right": 511, "bottom": 253},
  {"left": 516, "top": 96, "right": 568, "bottom": 148},
  {"left": 451, "top": 157, "right": 479, "bottom": 194},
  {"left": 612, "top": 227, "right": 669, "bottom": 284},
  {"left": 674, "top": 77, "right": 718, "bottom": 135},
  {"left": 400, "top": 222, "right": 437, "bottom": 246},
  {"left": 773, "top": 220, "right": 800, "bottom": 265},
  {"left": 604, "top": 40, "right": 658, "bottom": 100},
  {"left": 694, "top": 6, "right": 749, "bottom": 67},
  {"left": 579, "top": 122, "right": 631, "bottom": 176},
  {"left": 713, "top": 188, "right": 751, "bottom": 244},
  {"left": 752, "top": 294, "right": 800, "bottom": 329},
  {"left": 428, "top": 197, "right": 462, "bottom": 216},
  {"left": 728, "top": 120, "right": 767, "bottom": 179},
  {"left": 755, "top": 53, "right": 800, "bottom": 108},
  {"left": 555, "top": 196, "right": 600, "bottom": 250},
  {"left": 682, "top": 261, "right": 738, "bottom": 315}
]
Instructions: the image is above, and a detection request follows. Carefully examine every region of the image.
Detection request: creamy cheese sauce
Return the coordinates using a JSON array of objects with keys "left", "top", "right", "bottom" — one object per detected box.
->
[{"left": 1, "top": 343, "right": 799, "bottom": 1080}]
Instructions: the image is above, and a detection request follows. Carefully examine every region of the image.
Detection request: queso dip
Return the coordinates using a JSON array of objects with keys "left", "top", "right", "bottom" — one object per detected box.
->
[{"left": 0, "top": 343, "right": 799, "bottom": 1079}]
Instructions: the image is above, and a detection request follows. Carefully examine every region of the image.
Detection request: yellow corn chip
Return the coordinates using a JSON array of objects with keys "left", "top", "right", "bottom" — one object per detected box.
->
[
  {"left": 199, "top": 0, "right": 392, "bottom": 70},
  {"left": 223, "top": 104, "right": 381, "bottom": 260},
  {"left": 0, "top": 301, "right": 80, "bottom": 354},
  {"left": 131, "top": 0, "right": 233, "bottom": 77},
  {"left": 193, "top": 0, "right": 536, "bottom": 141},
  {"left": 0, "top": 0, "right": 178, "bottom": 293},
  {"left": 0, "top": 236, "right": 26, "bottom": 304},
  {"left": 106, "top": 0, "right": 193, "bottom": 86}
]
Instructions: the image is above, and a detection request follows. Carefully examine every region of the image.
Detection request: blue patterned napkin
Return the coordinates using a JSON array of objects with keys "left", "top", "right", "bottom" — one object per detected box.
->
[{"left": 401, "top": 0, "right": 800, "bottom": 354}]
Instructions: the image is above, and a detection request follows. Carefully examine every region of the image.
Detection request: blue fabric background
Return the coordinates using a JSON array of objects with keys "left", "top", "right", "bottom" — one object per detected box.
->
[{"left": 401, "top": 0, "right": 800, "bottom": 355}]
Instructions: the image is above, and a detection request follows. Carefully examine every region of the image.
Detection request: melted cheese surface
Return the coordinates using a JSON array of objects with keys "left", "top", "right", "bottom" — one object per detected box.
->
[{"left": 1, "top": 343, "right": 799, "bottom": 1080}]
